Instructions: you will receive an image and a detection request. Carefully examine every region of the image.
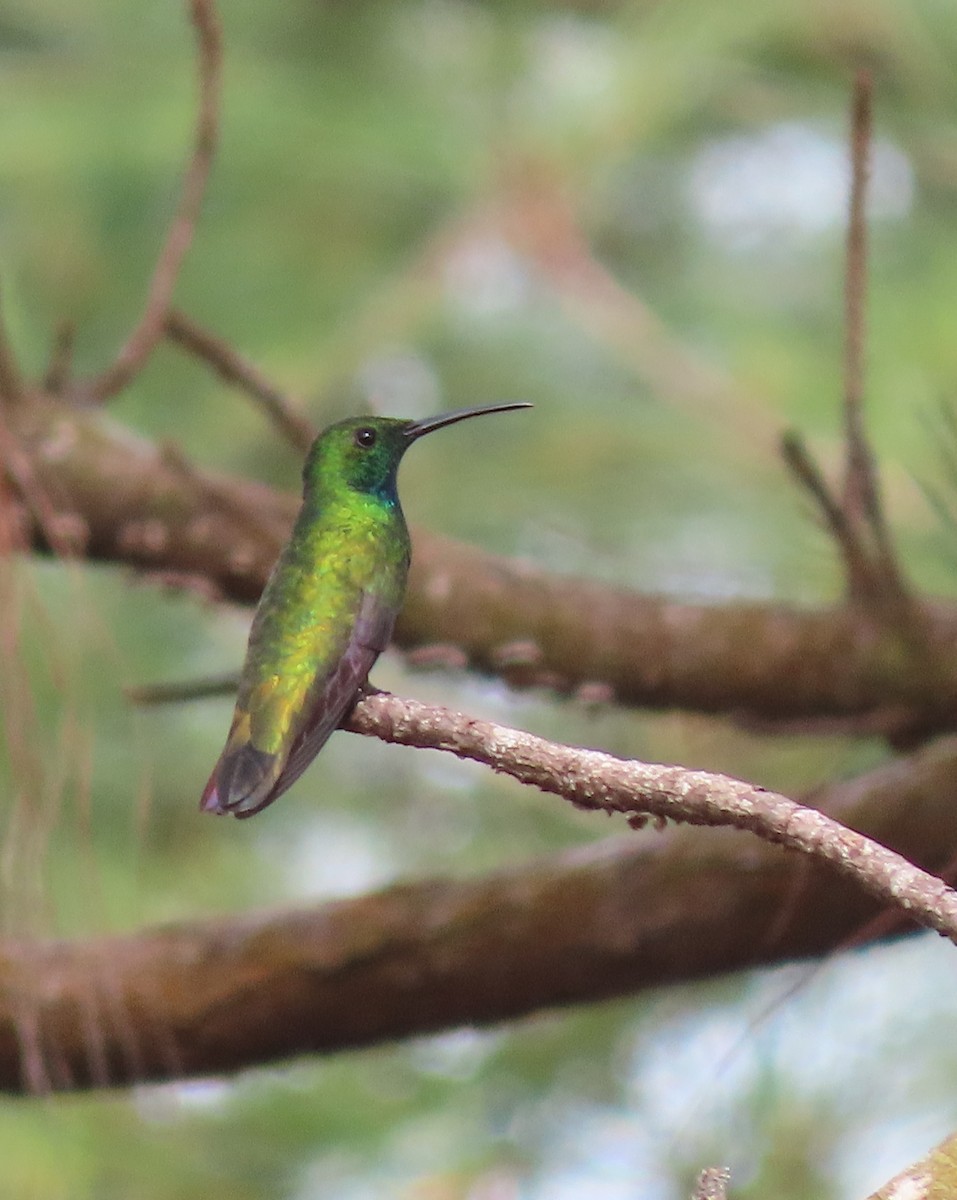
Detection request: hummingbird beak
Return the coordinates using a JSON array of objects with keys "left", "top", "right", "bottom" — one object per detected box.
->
[{"left": 404, "top": 402, "right": 532, "bottom": 441}]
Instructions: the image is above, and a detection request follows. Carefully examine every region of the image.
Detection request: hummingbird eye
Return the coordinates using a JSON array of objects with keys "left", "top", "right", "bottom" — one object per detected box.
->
[{"left": 354, "top": 427, "right": 377, "bottom": 449}]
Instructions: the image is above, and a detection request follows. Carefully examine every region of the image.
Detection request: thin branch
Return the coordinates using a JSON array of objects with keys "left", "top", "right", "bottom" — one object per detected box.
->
[
  {"left": 43, "top": 320, "right": 76, "bottom": 395},
  {"left": 164, "top": 309, "right": 316, "bottom": 451},
  {"left": 125, "top": 672, "right": 237, "bottom": 705},
  {"left": 342, "top": 690, "right": 957, "bottom": 943},
  {"left": 842, "top": 70, "right": 905, "bottom": 599},
  {"left": 843, "top": 68, "right": 871, "bottom": 525},
  {"left": 0, "top": 282, "right": 25, "bottom": 407},
  {"left": 133, "top": 676, "right": 957, "bottom": 937},
  {"left": 76, "top": 0, "right": 222, "bottom": 404},
  {"left": 784, "top": 75, "right": 910, "bottom": 614},
  {"left": 780, "top": 428, "right": 874, "bottom": 595}
]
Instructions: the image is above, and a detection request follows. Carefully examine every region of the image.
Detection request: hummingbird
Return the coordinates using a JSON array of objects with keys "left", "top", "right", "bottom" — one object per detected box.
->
[{"left": 201, "top": 402, "right": 530, "bottom": 818}]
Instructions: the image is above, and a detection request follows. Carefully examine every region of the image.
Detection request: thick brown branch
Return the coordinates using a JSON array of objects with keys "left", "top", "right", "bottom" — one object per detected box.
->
[
  {"left": 3, "top": 732, "right": 957, "bottom": 1093},
  {"left": 0, "top": 418, "right": 86, "bottom": 558},
  {"left": 12, "top": 399, "right": 957, "bottom": 735},
  {"left": 75, "top": 0, "right": 222, "bottom": 404}
]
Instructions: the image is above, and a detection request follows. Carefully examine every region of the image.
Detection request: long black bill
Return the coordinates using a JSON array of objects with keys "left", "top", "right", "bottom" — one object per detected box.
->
[{"left": 405, "top": 402, "right": 531, "bottom": 441}]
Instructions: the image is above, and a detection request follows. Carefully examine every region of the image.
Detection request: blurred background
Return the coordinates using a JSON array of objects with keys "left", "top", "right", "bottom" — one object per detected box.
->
[{"left": 2, "top": 0, "right": 957, "bottom": 1196}]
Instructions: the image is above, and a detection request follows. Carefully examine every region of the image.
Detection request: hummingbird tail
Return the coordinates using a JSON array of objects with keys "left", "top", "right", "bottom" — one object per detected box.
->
[
  {"left": 200, "top": 592, "right": 396, "bottom": 819},
  {"left": 200, "top": 743, "right": 280, "bottom": 818}
]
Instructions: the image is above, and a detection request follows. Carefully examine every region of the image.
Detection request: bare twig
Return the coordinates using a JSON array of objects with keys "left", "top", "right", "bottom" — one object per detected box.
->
[
  {"left": 0, "top": 283, "right": 25, "bottom": 407},
  {"left": 784, "top": 73, "right": 909, "bottom": 612},
  {"left": 341, "top": 690, "right": 957, "bottom": 944},
  {"left": 125, "top": 673, "right": 238, "bottom": 705},
  {"left": 128, "top": 672, "right": 957, "bottom": 935},
  {"left": 843, "top": 69, "right": 871, "bottom": 525},
  {"left": 75, "top": 0, "right": 222, "bottom": 404},
  {"left": 842, "top": 70, "right": 905, "bottom": 600},
  {"left": 43, "top": 321, "right": 76, "bottom": 395},
  {"left": 780, "top": 429, "right": 873, "bottom": 594},
  {"left": 164, "top": 309, "right": 316, "bottom": 451}
]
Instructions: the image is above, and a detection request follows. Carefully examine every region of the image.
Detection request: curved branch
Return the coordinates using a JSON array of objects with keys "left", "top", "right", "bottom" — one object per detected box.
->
[
  {"left": 5, "top": 730, "right": 957, "bottom": 1093},
  {"left": 74, "top": 0, "right": 222, "bottom": 404},
  {"left": 343, "top": 691, "right": 957, "bottom": 940}
]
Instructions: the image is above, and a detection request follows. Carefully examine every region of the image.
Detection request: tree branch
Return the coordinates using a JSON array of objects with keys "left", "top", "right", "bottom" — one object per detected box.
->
[
  {"left": 74, "top": 0, "right": 222, "bottom": 404},
  {"left": 780, "top": 428, "right": 874, "bottom": 594},
  {"left": 841, "top": 69, "right": 905, "bottom": 602},
  {"left": 164, "top": 308, "right": 316, "bottom": 451},
  {"left": 867, "top": 1132, "right": 957, "bottom": 1199},
  {"left": 692, "top": 1169, "right": 731, "bottom": 1200},
  {"left": 13, "top": 398, "right": 957, "bottom": 737},
  {"left": 843, "top": 69, "right": 872, "bottom": 527},
  {"left": 779, "top": 74, "right": 913, "bottom": 625},
  {"left": 4, "top": 728, "right": 957, "bottom": 1093},
  {"left": 344, "top": 691, "right": 957, "bottom": 940}
]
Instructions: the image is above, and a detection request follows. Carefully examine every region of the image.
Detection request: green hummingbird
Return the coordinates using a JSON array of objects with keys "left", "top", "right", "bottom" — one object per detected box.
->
[{"left": 201, "top": 402, "right": 530, "bottom": 818}]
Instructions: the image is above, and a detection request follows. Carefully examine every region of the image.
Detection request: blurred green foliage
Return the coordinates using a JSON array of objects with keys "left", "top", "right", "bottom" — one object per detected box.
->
[{"left": 3, "top": 0, "right": 957, "bottom": 1196}]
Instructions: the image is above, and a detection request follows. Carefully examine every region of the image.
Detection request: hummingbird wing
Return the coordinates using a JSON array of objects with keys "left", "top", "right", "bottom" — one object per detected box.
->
[
  {"left": 201, "top": 591, "right": 396, "bottom": 819},
  {"left": 244, "top": 592, "right": 395, "bottom": 814}
]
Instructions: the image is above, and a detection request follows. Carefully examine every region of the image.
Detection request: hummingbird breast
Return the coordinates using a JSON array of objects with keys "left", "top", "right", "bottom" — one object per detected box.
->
[{"left": 242, "top": 494, "right": 410, "bottom": 754}]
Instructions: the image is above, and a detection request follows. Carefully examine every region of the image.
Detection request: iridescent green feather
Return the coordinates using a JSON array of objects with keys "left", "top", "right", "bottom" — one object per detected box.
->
[{"left": 201, "top": 402, "right": 529, "bottom": 819}]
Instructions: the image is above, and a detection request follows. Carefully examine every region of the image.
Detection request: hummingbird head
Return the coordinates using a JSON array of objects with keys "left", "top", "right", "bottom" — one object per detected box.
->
[{"left": 303, "top": 403, "right": 531, "bottom": 505}]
